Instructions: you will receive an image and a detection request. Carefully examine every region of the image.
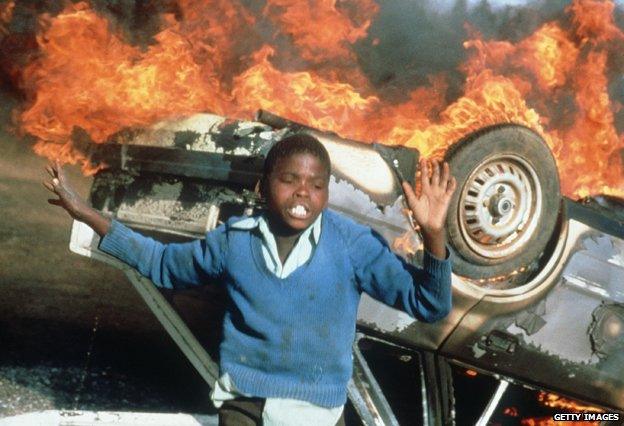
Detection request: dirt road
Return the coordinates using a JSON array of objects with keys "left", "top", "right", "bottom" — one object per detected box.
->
[{"left": 0, "top": 89, "right": 215, "bottom": 418}]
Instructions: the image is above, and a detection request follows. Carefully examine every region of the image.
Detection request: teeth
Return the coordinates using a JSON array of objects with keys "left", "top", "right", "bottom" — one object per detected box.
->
[{"left": 289, "top": 205, "right": 308, "bottom": 217}]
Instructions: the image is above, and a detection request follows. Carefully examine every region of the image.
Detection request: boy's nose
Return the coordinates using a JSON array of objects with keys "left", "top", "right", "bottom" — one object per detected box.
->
[{"left": 294, "top": 183, "right": 310, "bottom": 197}]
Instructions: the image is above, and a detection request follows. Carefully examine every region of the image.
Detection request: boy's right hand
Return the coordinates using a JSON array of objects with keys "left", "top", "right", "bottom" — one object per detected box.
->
[
  {"left": 44, "top": 160, "right": 89, "bottom": 221},
  {"left": 44, "top": 161, "right": 112, "bottom": 236}
]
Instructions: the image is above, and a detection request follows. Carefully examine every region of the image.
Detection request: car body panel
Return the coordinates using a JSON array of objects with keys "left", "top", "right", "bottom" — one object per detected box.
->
[{"left": 439, "top": 204, "right": 624, "bottom": 410}]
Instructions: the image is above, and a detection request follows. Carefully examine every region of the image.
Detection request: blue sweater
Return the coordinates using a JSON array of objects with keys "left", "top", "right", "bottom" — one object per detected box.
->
[{"left": 99, "top": 209, "right": 452, "bottom": 407}]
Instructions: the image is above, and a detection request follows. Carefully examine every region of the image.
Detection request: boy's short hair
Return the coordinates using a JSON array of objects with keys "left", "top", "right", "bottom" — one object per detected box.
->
[{"left": 262, "top": 133, "right": 331, "bottom": 179}]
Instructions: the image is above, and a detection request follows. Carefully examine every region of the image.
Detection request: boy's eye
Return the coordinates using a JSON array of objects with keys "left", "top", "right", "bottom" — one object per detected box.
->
[{"left": 313, "top": 180, "right": 327, "bottom": 189}]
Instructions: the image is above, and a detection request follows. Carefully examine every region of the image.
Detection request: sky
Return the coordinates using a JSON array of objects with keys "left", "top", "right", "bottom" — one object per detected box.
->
[
  {"left": 437, "top": 0, "right": 624, "bottom": 9},
  {"left": 480, "top": 0, "right": 624, "bottom": 6}
]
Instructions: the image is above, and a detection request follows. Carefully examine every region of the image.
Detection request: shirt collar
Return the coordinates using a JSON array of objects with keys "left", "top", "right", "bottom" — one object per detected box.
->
[{"left": 231, "top": 211, "right": 322, "bottom": 244}]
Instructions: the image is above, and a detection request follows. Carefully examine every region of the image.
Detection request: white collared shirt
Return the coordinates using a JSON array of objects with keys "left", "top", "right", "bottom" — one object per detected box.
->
[
  {"left": 231, "top": 213, "right": 322, "bottom": 279},
  {"left": 211, "top": 213, "right": 344, "bottom": 426}
]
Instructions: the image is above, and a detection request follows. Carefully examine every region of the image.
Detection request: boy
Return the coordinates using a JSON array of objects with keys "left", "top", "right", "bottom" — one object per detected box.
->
[{"left": 45, "top": 133, "right": 456, "bottom": 425}]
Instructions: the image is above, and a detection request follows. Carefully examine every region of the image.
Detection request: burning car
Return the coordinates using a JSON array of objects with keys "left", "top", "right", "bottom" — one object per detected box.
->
[
  {"left": 66, "top": 110, "right": 624, "bottom": 424},
  {"left": 3, "top": 0, "right": 624, "bottom": 423}
]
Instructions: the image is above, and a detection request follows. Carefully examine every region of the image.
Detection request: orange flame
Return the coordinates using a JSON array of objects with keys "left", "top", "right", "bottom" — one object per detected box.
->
[
  {"left": 519, "top": 391, "right": 603, "bottom": 425},
  {"left": 567, "top": 0, "right": 624, "bottom": 43},
  {"left": 263, "top": 0, "right": 377, "bottom": 64},
  {"left": 465, "top": 369, "right": 478, "bottom": 377},
  {"left": 555, "top": 50, "right": 623, "bottom": 198},
  {"left": 521, "top": 419, "right": 598, "bottom": 426},
  {"left": 391, "top": 230, "right": 419, "bottom": 256},
  {"left": 233, "top": 45, "right": 379, "bottom": 130},
  {"left": 504, "top": 406, "right": 519, "bottom": 417},
  {"left": 11, "top": 0, "right": 624, "bottom": 198},
  {"left": 537, "top": 391, "right": 603, "bottom": 413},
  {"left": 518, "top": 23, "right": 579, "bottom": 91}
]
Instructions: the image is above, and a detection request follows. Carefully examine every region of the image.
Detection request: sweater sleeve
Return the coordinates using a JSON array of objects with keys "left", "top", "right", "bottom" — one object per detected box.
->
[
  {"left": 98, "top": 220, "right": 227, "bottom": 289},
  {"left": 348, "top": 225, "right": 452, "bottom": 323}
]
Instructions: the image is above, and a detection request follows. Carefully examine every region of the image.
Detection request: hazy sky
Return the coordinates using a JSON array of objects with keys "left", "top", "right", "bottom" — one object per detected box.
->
[
  {"left": 437, "top": 0, "right": 624, "bottom": 9},
  {"left": 481, "top": 0, "right": 624, "bottom": 5}
]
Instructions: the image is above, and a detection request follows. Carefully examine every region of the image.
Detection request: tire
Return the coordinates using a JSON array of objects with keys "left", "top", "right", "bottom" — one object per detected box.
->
[{"left": 443, "top": 124, "right": 561, "bottom": 281}]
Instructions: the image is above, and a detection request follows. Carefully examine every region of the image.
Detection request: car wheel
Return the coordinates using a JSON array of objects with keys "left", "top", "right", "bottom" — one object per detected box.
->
[{"left": 444, "top": 124, "right": 561, "bottom": 282}]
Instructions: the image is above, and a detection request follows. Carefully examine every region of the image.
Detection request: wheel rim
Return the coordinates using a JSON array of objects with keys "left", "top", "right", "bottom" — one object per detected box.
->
[{"left": 458, "top": 154, "right": 542, "bottom": 259}]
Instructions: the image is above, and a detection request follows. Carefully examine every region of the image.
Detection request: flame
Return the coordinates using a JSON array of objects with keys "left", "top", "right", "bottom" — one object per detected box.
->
[
  {"left": 472, "top": 266, "right": 527, "bottom": 285},
  {"left": 9, "top": 0, "right": 624, "bottom": 198},
  {"left": 518, "top": 23, "right": 579, "bottom": 91},
  {"left": 465, "top": 369, "right": 478, "bottom": 377},
  {"left": 521, "top": 419, "right": 598, "bottom": 426},
  {"left": 537, "top": 392, "right": 603, "bottom": 413},
  {"left": 518, "top": 391, "right": 603, "bottom": 425},
  {"left": 391, "top": 230, "right": 419, "bottom": 256},
  {"left": 263, "top": 0, "right": 377, "bottom": 64},
  {"left": 567, "top": 0, "right": 624, "bottom": 43},
  {"left": 462, "top": 23, "right": 580, "bottom": 93},
  {"left": 504, "top": 406, "right": 519, "bottom": 417},
  {"left": 233, "top": 45, "right": 379, "bottom": 130}
]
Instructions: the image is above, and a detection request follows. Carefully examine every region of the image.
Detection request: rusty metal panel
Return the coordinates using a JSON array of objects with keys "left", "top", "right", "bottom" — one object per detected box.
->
[
  {"left": 438, "top": 200, "right": 624, "bottom": 410},
  {"left": 86, "top": 113, "right": 416, "bottom": 207}
]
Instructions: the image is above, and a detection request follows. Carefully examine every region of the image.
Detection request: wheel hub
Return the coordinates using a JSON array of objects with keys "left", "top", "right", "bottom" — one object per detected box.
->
[
  {"left": 458, "top": 154, "right": 542, "bottom": 259},
  {"left": 488, "top": 190, "right": 513, "bottom": 218}
]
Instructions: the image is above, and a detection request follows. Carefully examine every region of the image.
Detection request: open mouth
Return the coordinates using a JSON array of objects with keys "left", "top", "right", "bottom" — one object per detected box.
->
[{"left": 287, "top": 204, "right": 310, "bottom": 219}]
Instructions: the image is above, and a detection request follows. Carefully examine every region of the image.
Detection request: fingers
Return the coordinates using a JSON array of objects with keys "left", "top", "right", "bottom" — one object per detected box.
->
[
  {"left": 420, "top": 158, "right": 430, "bottom": 192},
  {"left": 441, "top": 161, "right": 450, "bottom": 187},
  {"left": 44, "top": 161, "right": 64, "bottom": 196},
  {"left": 44, "top": 181, "right": 63, "bottom": 208},
  {"left": 43, "top": 181, "right": 56, "bottom": 193},
  {"left": 45, "top": 165, "right": 57, "bottom": 179},
  {"left": 44, "top": 160, "right": 72, "bottom": 210},
  {"left": 447, "top": 176, "right": 457, "bottom": 195},
  {"left": 421, "top": 158, "right": 451, "bottom": 191},
  {"left": 47, "top": 160, "right": 65, "bottom": 181},
  {"left": 419, "top": 158, "right": 457, "bottom": 199},
  {"left": 402, "top": 180, "right": 424, "bottom": 228},
  {"left": 401, "top": 180, "right": 417, "bottom": 209},
  {"left": 50, "top": 160, "right": 59, "bottom": 176},
  {"left": 55, "top": 159, "right": 67, "bottom": 183},
  {"left": 44, "top": 159, "right": 68, "bottom": 191},
  {"left": 431, "top": 159, "right": 440, "bottom": 187}
]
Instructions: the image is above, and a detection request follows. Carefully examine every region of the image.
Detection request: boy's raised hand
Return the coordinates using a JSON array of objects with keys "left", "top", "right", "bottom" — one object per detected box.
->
[
  {"left": 44, "top": 160, "right": 111, "bottom": 236},
  {"left": 43, "top": 160, "right": 89, "bottom": 220},
  {"left": 401, "top": 159, "right": 457, "bottom": 259}
]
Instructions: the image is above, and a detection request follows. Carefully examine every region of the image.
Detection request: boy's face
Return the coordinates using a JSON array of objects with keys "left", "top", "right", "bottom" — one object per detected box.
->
[{"left": 264, "top": 152, "right": 329, "bottom": 233}]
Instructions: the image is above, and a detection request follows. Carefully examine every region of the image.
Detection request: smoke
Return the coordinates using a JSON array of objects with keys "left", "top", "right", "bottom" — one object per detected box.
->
[
  {"left": 2, "top": 0, "right": 622, "bottom": 99},
  {"left": 0, "top": 1, "right": 174, "bottom": 91},
  {"left": 1, "top": 0, "right": 622, "bottom": 198},
  {"left": 355, "top": 0, "right": 600, "bottom": 102},
  {"left": 1, "top": 0, "right": 623, "bottom": 130}
]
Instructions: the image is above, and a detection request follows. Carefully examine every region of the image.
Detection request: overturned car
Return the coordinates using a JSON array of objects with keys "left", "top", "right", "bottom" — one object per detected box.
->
[{"left": 68, "top": 111, "right": 624, "bottom": 424}]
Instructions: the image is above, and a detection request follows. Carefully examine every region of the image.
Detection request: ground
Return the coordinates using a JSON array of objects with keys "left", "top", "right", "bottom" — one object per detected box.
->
[{"left": 0, "top": 88, "right": 216, "bottom": 419}]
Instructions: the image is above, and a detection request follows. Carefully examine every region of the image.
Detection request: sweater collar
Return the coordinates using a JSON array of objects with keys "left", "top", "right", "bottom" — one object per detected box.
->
[{"left": 230, "top": 212, "right": 322, "bottom": 245}]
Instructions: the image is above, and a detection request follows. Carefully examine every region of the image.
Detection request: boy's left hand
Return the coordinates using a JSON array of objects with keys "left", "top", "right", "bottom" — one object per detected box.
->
[{"left": 401, "top": 159, "right": 457, "bottom": 238}]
